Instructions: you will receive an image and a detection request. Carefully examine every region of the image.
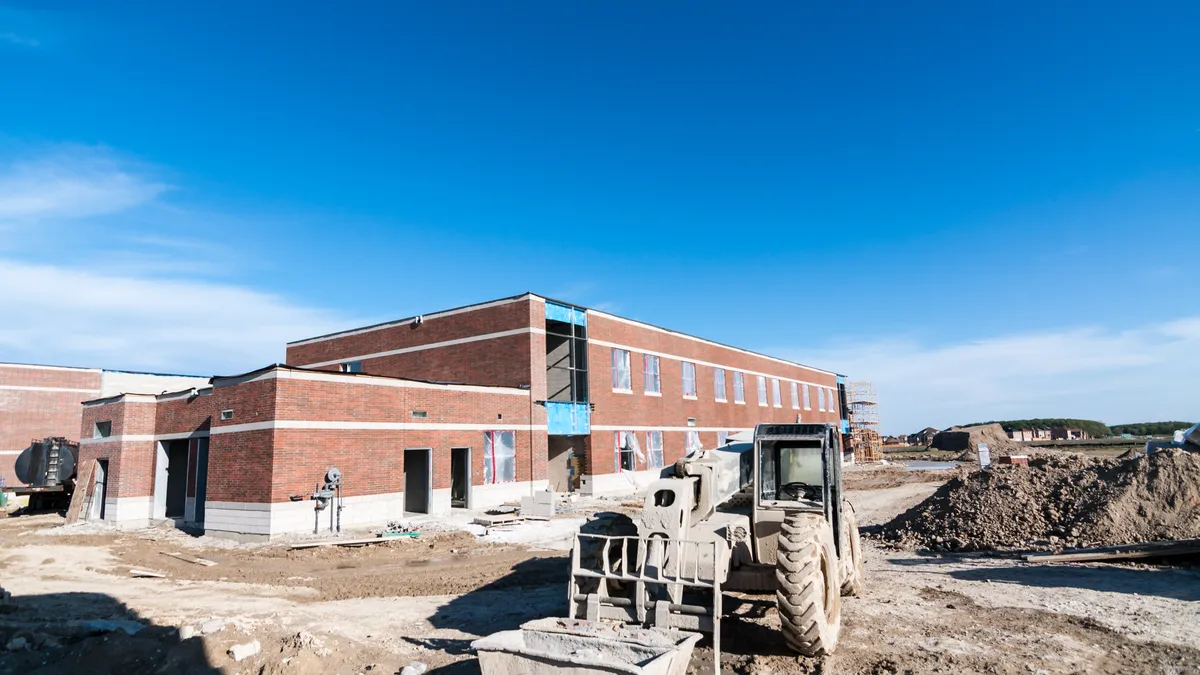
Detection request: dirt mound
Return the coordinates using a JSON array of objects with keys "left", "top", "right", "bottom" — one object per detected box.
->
[
  {"left": 932, "top": 423, "right": 1024, "bottom": 461},
  {"left": 876, "top": 449, "right": 1200, "bottom": 552}
]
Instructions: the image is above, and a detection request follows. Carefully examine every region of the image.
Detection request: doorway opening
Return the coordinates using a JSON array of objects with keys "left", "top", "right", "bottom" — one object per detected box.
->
[
  {"left": 89, "top": 459, "right": 108, "bottom": 520},
  {"left": 450, "top": 447, "right": 471, "bottom": 509},
  {"left": 547, "top": 436, "right": 580, "bottom": 493},
  {"left": 164, "top": 440, "right": 189, "bottom": 519},
  {"left": 404, "top": 448, "right": 431, "bottom": 514}
]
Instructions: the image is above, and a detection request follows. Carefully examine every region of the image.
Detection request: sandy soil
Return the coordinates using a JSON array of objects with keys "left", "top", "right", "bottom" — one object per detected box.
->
[{"left": 2, "top": 478, "right": 1198, "bottom": 675}]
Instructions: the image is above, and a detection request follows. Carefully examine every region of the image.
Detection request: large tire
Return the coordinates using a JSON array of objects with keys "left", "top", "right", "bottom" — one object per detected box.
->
[
  {"left": 840, "top": 501, "right": 866, "bottom": 597},
  {"left": 776, "top": 513, "right": 841, "bottom": 656}
]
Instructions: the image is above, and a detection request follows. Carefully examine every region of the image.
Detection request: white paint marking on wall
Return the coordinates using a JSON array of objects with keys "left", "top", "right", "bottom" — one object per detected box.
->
[
  {"left": 296, "top": 327, "right": 546, "bottom": 369},
  {"left": 287, "top": 294, "right": 545, "bottom": 347},
  {"left": 0, "top": 385, "right": 100, "bottom": 394},
  {"left": 587, "top": 310, "right": 837, "bottom": 377}
]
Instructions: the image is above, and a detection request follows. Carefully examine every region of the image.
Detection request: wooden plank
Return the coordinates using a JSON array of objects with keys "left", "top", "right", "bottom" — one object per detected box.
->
[
  {"left": 288, "top": 537, "right": 389, "bottom": 550},
  {"left": 1025, "top": 540, "right": 1200, "bottom": 563},
  {"left": 64, "top": 459, "right": 96, "bottom": 525},
  {"left": 130, "top": 569, "right": 167, "bottom": 578},
  {"left": 161, "top": 551, "right": 218, "bottom": 567}
]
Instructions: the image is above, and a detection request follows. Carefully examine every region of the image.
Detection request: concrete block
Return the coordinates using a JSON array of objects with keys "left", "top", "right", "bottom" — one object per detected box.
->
[
  {"left": 400, "top": 661, "right": 428, "bottom": 675},
  {"left": 200, "top": 619, "right": 225, "bottom": 634},
  {"left": 228, "top": 639, "right": 261, "bottom": 662},
  {"left": 179, "top": 625, "right": 197, "bottom": 640}
]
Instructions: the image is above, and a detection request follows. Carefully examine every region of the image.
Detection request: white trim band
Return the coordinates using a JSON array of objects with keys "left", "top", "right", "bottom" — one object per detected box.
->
[
  {"left": 219, "top": 367, "right": 531, "bottom": 396},
  {"left": 591, "top": 425, "right": 753, "bottom": 433},
  {"left": 79, "top": 430, "right": 210, "bottom": 445},
  {"left": 0, "top": 385, "right": 101, "bottom": 394},
  {"left": 212, "top": 421, "right": 549, "bottom": 435},
  {"left": 296, "top": 327, "right": 545, "bottom": 369}
]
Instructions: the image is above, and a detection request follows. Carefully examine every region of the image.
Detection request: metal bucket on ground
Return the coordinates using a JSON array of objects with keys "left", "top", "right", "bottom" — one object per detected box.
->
[{"left": 472, "top": 618, "right": 701, "bottom": 675}]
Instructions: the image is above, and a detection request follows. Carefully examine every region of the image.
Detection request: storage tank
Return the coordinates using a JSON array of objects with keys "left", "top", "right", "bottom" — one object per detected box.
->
[{"left": 13, "top": 437, "right": 78, "bottom": 510}]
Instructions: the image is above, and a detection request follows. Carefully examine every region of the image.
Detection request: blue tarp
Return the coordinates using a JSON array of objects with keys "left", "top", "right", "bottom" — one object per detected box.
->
[{"left": 545, "top": 301, "right": 587, "bottom": 326}]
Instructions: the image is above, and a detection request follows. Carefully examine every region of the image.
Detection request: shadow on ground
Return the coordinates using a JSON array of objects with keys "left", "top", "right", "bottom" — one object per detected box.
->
[
  {"left": 947, "top": 563, "right": 1200, "bottom": 601},
  {"left": 0, "top": 591, "right": 219, "bottom": 675}
]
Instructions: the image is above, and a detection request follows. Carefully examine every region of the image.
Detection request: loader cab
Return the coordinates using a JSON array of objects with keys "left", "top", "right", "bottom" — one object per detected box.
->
[{"left": 750, "top": 423, "right": 845, "bottom": 564}]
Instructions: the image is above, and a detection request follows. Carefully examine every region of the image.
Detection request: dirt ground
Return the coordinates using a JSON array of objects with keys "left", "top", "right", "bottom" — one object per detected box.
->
[{"left": 2, "top": 472, "right": 1198, "bottom": 675}]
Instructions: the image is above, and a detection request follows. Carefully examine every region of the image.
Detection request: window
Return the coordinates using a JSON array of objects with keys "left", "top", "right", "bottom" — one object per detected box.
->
[
  {"left": 685, "top": 430, "right": 702, "bottom": 454},
  {"left": 757, "top": 376, "right": 768, "bottom": 406},
  {"left": 484, "top": 431, "right": 516, "bottom": 484},
  {"left": 643, "top": 354, "right": 661, "bottom": 394},
  {"left": 614, "top": 431, "right": 639, "bottom": 472},
  {"left": 714, "top": 368, "right": 727, "bottom": 401},
  {"left": 790, "top": 382, "right": 800, "bottom": 409},
  {"left": 220, "top": 409, "right": 234, "bottom": 421},
  {"left": 682, "top": 361, "right": 697, "bottom": 398},
  {"left": 828, "top": 389, "right": 838, "bottom": 415},
  {"left": 611, "top": 348, "right": 632, "bottom": 391},
  {"left": 803, "top": 384, "right": 811, "bottom": 410},
  {"left": 717, "top": 431, "right": 728, "bottom": 447},
  {"left": 647, "top": 431, "right": 664, "bottom": 469},
  {"left": 771, "top": 378, "right": 782, "bottom": 407},
  {"left": 340, "top": 361, "right": 362, "bottom": 373},
  {"left": 818, "top": 387, "right": 826, "bottom": 412},
  {"left": 733, "top": 372, "right": 745, "bottom": 403},
  {"left": 93, "top": 421, "right": 112, "bottom": 438},
  {"left": 411, "top": 410, "right": 428, "bottom": 419}
]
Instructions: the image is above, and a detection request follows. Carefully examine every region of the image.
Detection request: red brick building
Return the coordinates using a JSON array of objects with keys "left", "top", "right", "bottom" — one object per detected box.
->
[
  {"left": 0, "top": 363, "right": 208, "bottom": 488},
  {"left": 77, "top": 293, "right": 847, "bottom": 540}
]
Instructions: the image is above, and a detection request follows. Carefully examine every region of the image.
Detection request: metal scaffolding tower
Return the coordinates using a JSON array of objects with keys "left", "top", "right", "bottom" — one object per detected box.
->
[{"left": 847, "top": 381, "right": 882, "bottom": 463}]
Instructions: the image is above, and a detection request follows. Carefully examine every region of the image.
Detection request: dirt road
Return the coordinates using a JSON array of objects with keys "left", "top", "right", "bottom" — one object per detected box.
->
[{"left": 2, "top": 471, "right": 1198, "bottom": 674}]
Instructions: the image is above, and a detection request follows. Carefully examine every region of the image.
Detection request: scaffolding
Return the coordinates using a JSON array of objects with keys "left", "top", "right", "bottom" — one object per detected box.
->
[{"left": 847, "top": 381, "right": 882, "bottom": 463}]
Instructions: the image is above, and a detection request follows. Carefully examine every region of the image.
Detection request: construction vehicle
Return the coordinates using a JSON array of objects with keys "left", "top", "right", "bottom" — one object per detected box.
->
[
  {"left": 12, "top": 437, "right": 79, "bottom": 511},
  {"left": 566, "top": 423, "right": 864, "bottom": 669}
]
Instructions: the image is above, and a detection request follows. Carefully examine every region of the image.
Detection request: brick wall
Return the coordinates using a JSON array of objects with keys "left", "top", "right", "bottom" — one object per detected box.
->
[
  {"left": 284, "top": 296, "right": 538, "bottom": 388},
  {"left": 78, "top": 397, "right": 158, "bottom": 499},
  {"left": 1, "top": 365, "right": 101, "bottom": 486},
  {"left": 585, "top": 312, "right": 841, "bottom": 475}
]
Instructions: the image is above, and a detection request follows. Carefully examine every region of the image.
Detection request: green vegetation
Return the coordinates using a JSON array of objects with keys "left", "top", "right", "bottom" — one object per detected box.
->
[
  {"left": 963, "top": 418, "right": 1111, "bottom": 438},
  {"left": 1109, "top": 422, "right": 1194, "bottom": 436}
]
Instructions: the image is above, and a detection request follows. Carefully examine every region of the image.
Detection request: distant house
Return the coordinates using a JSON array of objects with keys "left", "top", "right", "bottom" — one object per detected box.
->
[
  {"left": 1008, "top": 428, "right": 1035, "bottom": 442},
  {"left": 882, "top": 435, "right": 909, "bottom": 447},
  {"left": 907, "top": 427, "right": 940, "bottom": 447},
  {"left": 1051, "top": 427, "right": 1090, "bottom": 441},
  {"left": 1032, "top": 427, "right": 1052, "bottom": 440}
]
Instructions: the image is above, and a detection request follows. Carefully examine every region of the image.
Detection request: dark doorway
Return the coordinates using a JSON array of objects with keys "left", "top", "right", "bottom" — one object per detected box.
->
[
  {"left": 193, "top": 438, "right": 209, "bottom": 525},
  {"left": 165, "top": 440, "right": 189, "bottom": 519},
  {"left": 404, "top": 449, "right": 430, "bottom": 514},
  {"left": 450, "top": 447, "right": 470, "bottom": 509},
  {"left": 547, "top": 436, "right": 576, "bottom": 493},
  {"left": 89, "top": 459, "right": 108, "bottom": 520}
]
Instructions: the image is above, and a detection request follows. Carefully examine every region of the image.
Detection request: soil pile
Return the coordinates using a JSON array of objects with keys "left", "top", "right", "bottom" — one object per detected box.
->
[
  {"left": 877, "top": 449, "right": 1200, "bottom": 551},
  {"left": 932, "top": 423, "right": 1024, "bottom": 461}
]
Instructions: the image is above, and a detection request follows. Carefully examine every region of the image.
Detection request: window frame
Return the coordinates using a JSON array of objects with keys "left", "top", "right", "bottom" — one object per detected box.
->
[
  {"left": 647, "top": 431, "right": 664, "bottom": 469},
  {"left": 756, "top": 375, "right": 768, "bottom": 407},
  {"left": 681, "top": 361, "right": 697, "bottom": 398},
  {"left": 790, "top": 381, "right": 800, "bottom": 409},
  {"left": 611, "top": 348, "right": 632, "bottom": 393},
  {"left": 643, "top": 354, "right": 661, "bottom": 396},
  {"left": 771, "top": 378, "right": 782, "bottom": 408},
  {"left": 713, "top": 368, "right": 727, "bottom": 402},
  {"left": 483, "top": 430, "right": 516, "bottom": 484},
  {"left": 733, "top": 372, "right": 745, "bottom": 404},
  {"left": 803, "top": 383, "right": 811, "bottom": 410},
  {"left": 818, "top": 386, "right": 826, "bottom": 412},
  {"left": 685, "top": 430, "right": 702, "bottom": 454},
  {"left": 614, "top": 431, "right": 638, "bottom": 472}
]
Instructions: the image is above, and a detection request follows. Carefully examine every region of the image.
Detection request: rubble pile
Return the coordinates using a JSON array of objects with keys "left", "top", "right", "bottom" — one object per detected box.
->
[
  {"left": 878, "top": 449, "right": 1200, "bottom": 552},
  {"left": 931, "top": 423, "right": 1025, "bottom": 461}
]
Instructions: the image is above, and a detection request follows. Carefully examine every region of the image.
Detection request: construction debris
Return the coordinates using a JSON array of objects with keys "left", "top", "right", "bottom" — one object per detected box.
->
[
  {"left": 161, "top": 551, "right": 218, "bottom": 566},
  {"left": 520, "top": 489, "right": 556, "bottom": 519},
  {"left": 289, "top": 536, "right": 394, "bottom": 549},
  {"left": 878, "top": 449, "right": 1200, "bottom": 552},
  {"left": 228, "top": 639, "right": 261, "bottom": 662},
  {"left": 931, "top": 423, "right": 1024, "bottom": 461},
  {"left": 129, "top": 569, "right": 167, "bottom": 578}
]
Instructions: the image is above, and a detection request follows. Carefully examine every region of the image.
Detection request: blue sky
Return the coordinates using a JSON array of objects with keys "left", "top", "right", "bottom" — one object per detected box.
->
[{"left": 1, "top": 2, "right": 1197, "bottom": 432}]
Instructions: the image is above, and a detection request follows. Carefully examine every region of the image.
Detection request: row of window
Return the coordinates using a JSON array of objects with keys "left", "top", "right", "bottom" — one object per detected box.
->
[{"left": 611, "top": 348, "right": 839, "bottom": 413}]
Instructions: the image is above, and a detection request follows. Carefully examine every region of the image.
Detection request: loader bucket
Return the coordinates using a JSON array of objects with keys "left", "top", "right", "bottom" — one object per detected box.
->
[{"left": 472, "top": 618, "right": 700, "bottom": 675}]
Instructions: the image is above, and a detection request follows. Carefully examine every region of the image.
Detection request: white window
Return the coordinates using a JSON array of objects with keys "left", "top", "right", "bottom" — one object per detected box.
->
[
  {"left": 685, "top": 430, "right": 702, "bottom": 454},
  {"left": 733, "top": 372, "right": 745, "bottom": 403},
  {"left": 611, "top": 348, "right": 632, "bottom": 391},
  {"left": 614, "top": 431, "right": 640, "bottom": 472},
  {"left": 757, "top": 376, "right": 768, "bottom": 406},
  {"left": 818, "top": 387, "right": 826, "bottom": 412},
  {"left": 790, "top": 382, "right": 800, "bottom": 409},
  {"left": 714, "top": 368, "right": 727, "bottom": 401},
  {"left": 647, "top": 431, "right": 664, "bottom": 469},
  {"left": 643, "top": 354, "right": 661, "bottom": 394},
  {"left": 828, "top": 388, "right": 838, "bottom": 415},
  {"left": 803, "top": 384, "right": 811, "bottom": 410},
  {"left": 682, "top": 361, "right": 697, "bottom": 397},
  {"left": 771, "top": 378, "right": 782, "bottom": 407},
  {"left": 717, "top": 431, "right": 728, "bottom": 447},
  {"left": 484, "top": 431, "right": 516, "bottom": 484}
]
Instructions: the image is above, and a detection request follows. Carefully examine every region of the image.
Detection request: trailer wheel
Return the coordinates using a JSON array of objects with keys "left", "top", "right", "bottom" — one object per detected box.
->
[
  {"left": 840, "top": 501, "right": 865, "bottom": 597},
  {"left": 776, "top": 513, "right": 841, "bottom": 656}
]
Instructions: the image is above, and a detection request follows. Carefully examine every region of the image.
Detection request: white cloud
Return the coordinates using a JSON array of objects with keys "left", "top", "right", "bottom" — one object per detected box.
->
[
  {"left": 0, "top": 259, "right": 352, "bottom": 375},
  {"left": 0, "top": 147, "right": 168, "bottom": 222},
  {"left": 0, "top": 32, "right": 39, "bottom": 48},
  {"left": 778, "top": 321, "right": 1200, "bottom": 434}
]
